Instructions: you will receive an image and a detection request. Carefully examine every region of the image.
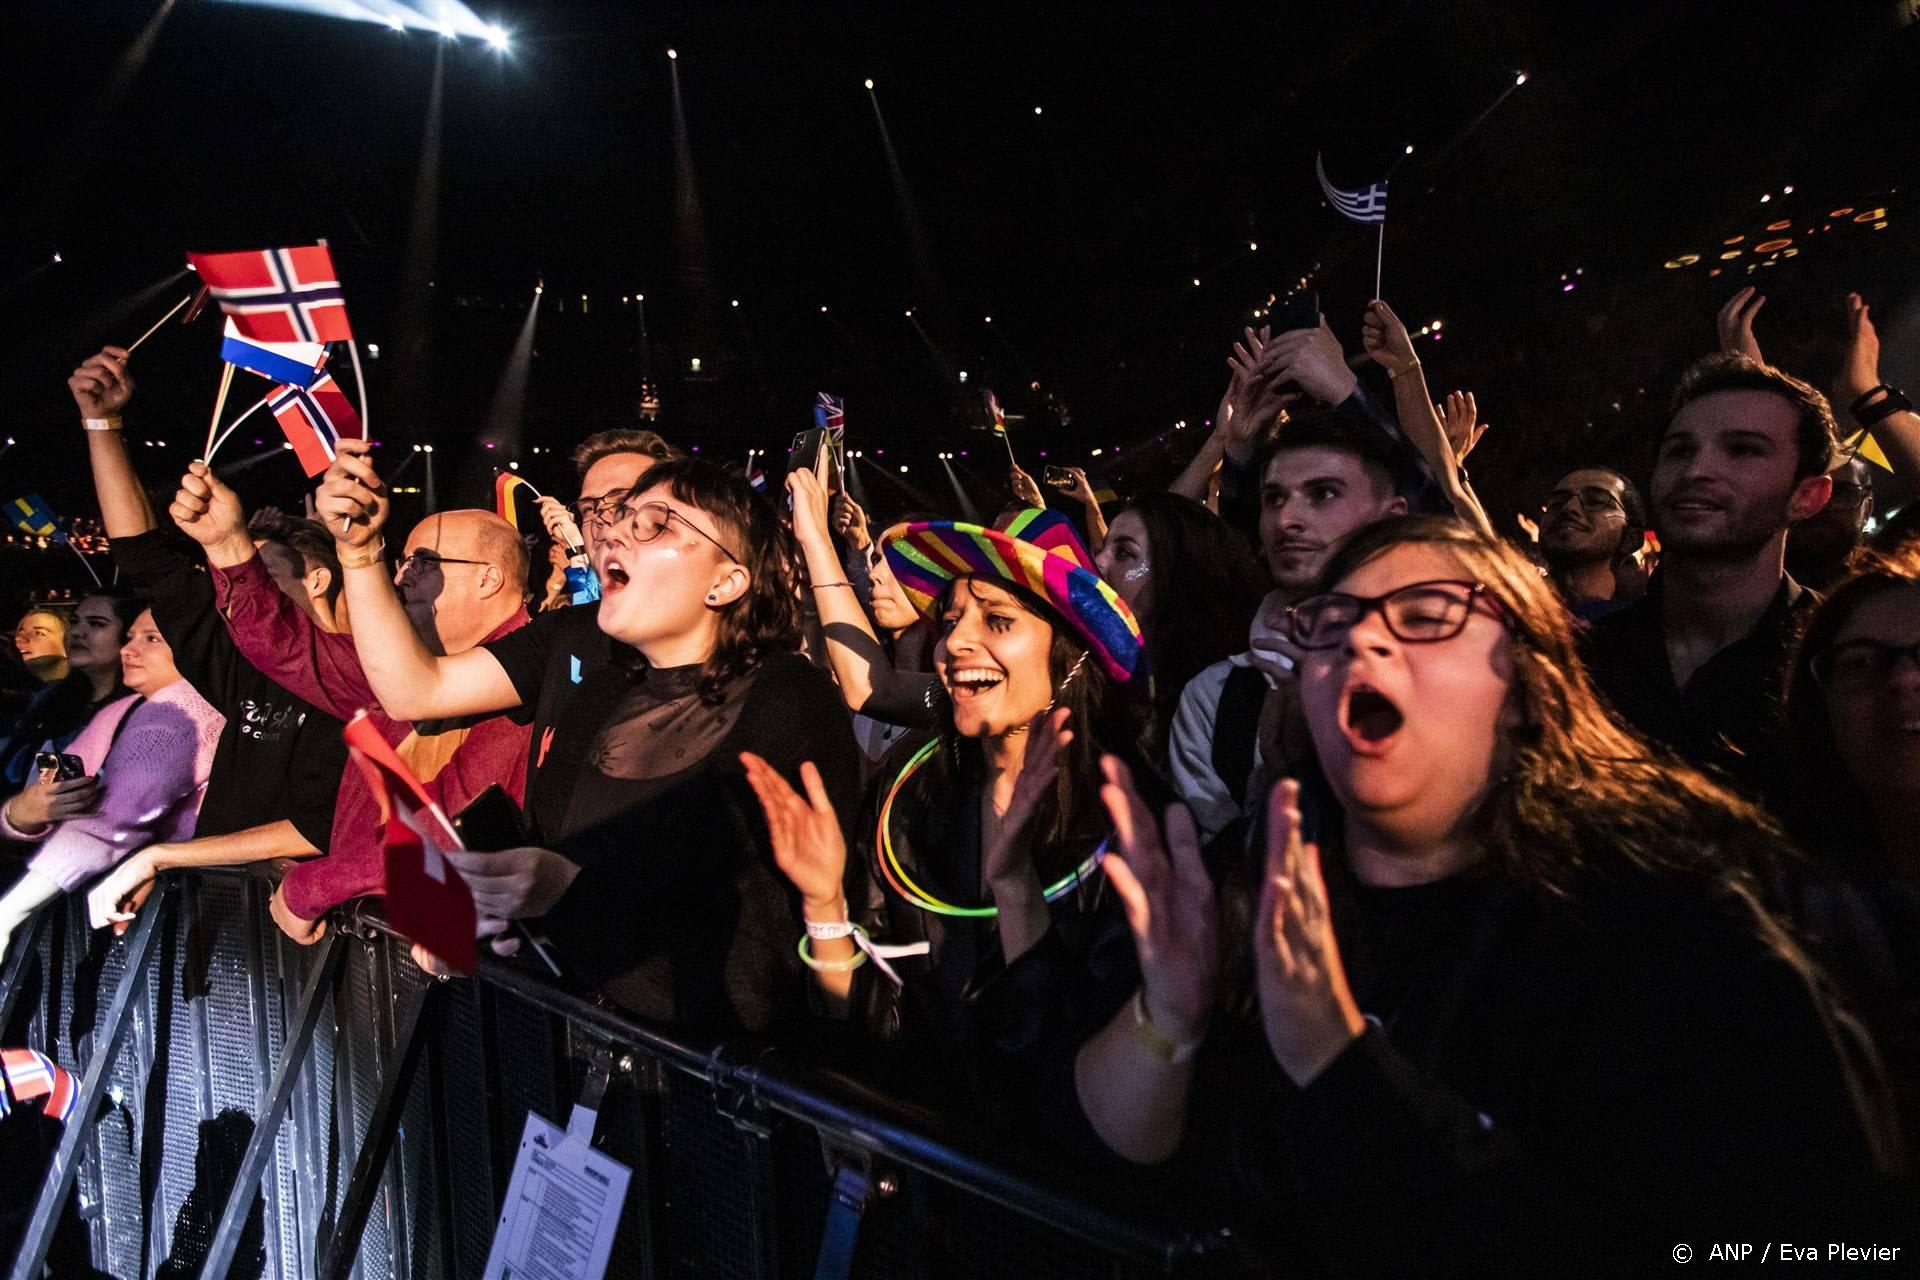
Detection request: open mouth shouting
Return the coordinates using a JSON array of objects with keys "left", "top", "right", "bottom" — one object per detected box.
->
[
  {"left": 946, "top": 666, "right": 1007, "bottom": 700},
  {"left": 1341, "top": 681, "right": 1406, "bottom": 755},
  {"left": 597, "top": 554, "right": 631, "bottom": 594}
]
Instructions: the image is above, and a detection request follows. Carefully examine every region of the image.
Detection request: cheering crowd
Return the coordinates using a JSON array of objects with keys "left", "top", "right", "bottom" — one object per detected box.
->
[{"left": 4, "top": 286, "right": 1918, "bottom": 1272}]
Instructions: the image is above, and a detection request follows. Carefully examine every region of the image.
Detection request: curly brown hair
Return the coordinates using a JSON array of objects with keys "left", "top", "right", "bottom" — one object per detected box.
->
[{"left": 629, "top": 457, "right": 801, "bottom": 704}]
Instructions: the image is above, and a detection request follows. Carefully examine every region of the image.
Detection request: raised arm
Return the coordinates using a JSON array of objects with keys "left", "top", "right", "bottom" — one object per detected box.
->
[
  {"left": 71, "top": 346, "right": 157, "bottom": 537},
  {"left": 313, "top": 440, "right": 521, "bottom": 720},
  {"left": 1835, "top": 291, "right": 1920, "bottom": 508},
  {"left": 1359, "top": 301, "right": 1494, "bottom": 536},
  {"left": 789, "top": 467, "right": 894, "bottom": 712}
]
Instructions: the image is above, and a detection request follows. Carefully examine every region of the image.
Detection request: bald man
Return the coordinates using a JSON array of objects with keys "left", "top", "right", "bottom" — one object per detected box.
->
[{"left": 126, "top": 465, "right": 536, "bottom": 940}]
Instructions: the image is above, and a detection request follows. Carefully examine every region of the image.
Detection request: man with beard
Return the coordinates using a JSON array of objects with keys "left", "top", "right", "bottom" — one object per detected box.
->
[
  {"left": 1169, "top": 418, "right": 1410, "bottom": 850},
  {"left": 1538, "top": 466, "right": 1651, "bottom": 620},
  {"left": 1583, "top": 354, "right": 1839, "bottom": 806}
]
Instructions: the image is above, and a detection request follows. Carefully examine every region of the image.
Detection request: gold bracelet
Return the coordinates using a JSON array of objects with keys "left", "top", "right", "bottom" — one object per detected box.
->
[
  {"left": 337, "top": 538, "right": 386, "bottom": 570},
  {"left": 1387, "top": 358, "right": 1422, "bottom": 381},
  {"left": 1130, "top": 988, "right": 1203, "bottom": 1064}
]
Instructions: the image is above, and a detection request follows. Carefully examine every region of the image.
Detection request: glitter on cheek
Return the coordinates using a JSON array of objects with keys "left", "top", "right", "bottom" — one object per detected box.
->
[{"left": 1122, "top": 560, "right": 1151, "bottom": 583}]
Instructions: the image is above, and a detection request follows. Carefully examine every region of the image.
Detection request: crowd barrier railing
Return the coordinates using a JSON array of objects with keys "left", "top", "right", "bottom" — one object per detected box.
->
[{"left": 0, "top": 867, "right": 1245, "bottom": 1280}]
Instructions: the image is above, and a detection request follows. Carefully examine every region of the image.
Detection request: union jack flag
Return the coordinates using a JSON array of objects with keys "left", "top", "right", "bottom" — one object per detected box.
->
[
  {"left": 269, "top": 373, "right": 363, "bottom": 477},
  {"left": 187, "top": 245, "right": 354, "bottom": 345},
  {"left": 813, "top": 392, "right": 845, "bottom": 441},
  {"left": 1, "top": 1047, "right": 78, "bottom": 1124}
]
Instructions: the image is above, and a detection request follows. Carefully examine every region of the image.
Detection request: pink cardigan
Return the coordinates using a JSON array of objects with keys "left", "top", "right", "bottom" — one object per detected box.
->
[{"left": 2, "top": 680, "right": 225, "bottom": 891}]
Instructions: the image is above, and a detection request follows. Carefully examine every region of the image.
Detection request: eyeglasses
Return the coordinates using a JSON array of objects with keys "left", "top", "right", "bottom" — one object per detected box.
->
[
  {"left": 619, "top": 499, "right": 740, "bottom": 562},
  {"left": 571, "top": 488, "right": 636, "bottom": 528},
  {"left": 1810, "top": 639, "right": 1920, "bottom": 691},
  {"left": 1826, "top": 483, "right": 1872, "bottom": 511},
  {"left": 1287, "top": 579, "right": 1502, "bottom": 650},
  {"left": 398, "top": 551, "right": 487, "bottom": 576},
  {"left": 1541, "top": 486, "right": 1625, "bottom": 517}
]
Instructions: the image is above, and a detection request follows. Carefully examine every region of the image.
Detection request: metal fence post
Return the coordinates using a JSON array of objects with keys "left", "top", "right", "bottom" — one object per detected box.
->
[
  {"left": 200, "top": 929, "right": 347, "bottom": 1280},
  {"left": 5, "top": 883, "right": 171, "bottom": 1280},
  {"left": 0, "top": 907, "right": 50, "bottom": 1035},
  {"left": 314, "top": 976, "right": 444, "bottom": 1280}
]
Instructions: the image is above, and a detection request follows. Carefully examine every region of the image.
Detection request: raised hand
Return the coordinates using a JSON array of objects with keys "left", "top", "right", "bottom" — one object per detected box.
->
[
  {"left": 1716, "top": 287, "right": 1767, "bottom": 363},
  {"left": 984, "top": 705, "right": 1072, "bottom": 883},
  {"left": 69, "top": 346, "right": 134, "bottom": 419},
  {"left": 1259, "top": 314, "right": 1358, "bottom": 407},
  {"left": 312, "top": 439, "right": 390, "bottom": 551},
  {"left": 786, "top": 466, "right": 833, "bottom": 546},
  {"left": 1098, "top": 756, "right": 1221, "bottom": 1046},
  {"left": 830, "top": 492, "right": 871, "bottom": 549},
  {"left": 1437, "top": 390, "right": 1490, "bottom": 461},
  {"left": 534, "top": 495, "right": 586, "bottom": 554},
  {"left": 1360, "top": 300, "right": 1418, "bottom": 375},
  {"left": 1065, "top": 466, "right": 1100, "bottom": 507},
  {"left": 1010, "top": 465, "right": 1047, "bottom": 510},
  {"left": 740, "top": 752, "right": 849, "bottom": 913},
  {"left": 1254, "top": 779, "right": 1365, "bottom": 1085},
  {"left": 1836, "top": 292, "right": 1883, "bottom": 407},
  {"left": 170, "top": 461, "right": 253, "bottom": 556},
  {"left": 1515, "top": 510, "right": 1541, "bottom": 544}
]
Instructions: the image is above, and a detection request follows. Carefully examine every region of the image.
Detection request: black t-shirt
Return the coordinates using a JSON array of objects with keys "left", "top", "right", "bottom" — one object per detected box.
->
[
  {"left": 481, "top": 602, "right": 623, "bottom": 827},
  {"left": 486, "top": 611, "right": 862, "bottom": 1032},
  {"left": 113, "top": 531, "right": 345, "bottom": 851}
]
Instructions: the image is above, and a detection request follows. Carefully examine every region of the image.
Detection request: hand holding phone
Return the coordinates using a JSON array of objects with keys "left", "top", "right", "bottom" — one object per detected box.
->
[
  {"left": 35, "top": 752, "right": 88, "bottom": 783},
  {"left": 1043, "top": 465, "right": 1078, "bottom": 490}
]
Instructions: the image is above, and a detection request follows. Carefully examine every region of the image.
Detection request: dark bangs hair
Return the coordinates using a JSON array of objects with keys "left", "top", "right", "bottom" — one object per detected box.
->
[
  {"left": 1784, "top": 547, "right": 1920, "bottom": 873},
  {"left": 630, "top": 457, "right": 802, "bottom": 704},
  {"left": 925, "top": 577, "right": 1142, "bottom": 876},
  {"left": 1670, "top": 353, "right": 1840, "bottom": 481},
  {"left": 1112, "top": 492, "right": 1265, "bottom": 750}
]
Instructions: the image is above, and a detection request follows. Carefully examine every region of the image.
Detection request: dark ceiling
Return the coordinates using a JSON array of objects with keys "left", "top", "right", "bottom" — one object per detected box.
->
[{"left": 2, "top": 0, "right": 1916, "bottom": 527}]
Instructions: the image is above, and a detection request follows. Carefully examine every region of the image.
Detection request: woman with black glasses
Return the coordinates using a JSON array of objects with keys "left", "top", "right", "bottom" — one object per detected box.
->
[
  {"left": 1073, "top": 515, "right": 1901, "bottom": 1275},
  {"left": 317, "top": 446, "right": 861, "bottom": 1034},
  {"left": 1781, "top": 546, "right": 1920, "bottom": 1160}
]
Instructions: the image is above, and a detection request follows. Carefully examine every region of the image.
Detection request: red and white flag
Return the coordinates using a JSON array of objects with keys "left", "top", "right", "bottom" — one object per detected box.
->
[
  {"left": 187, "top": 245, "right": 354, "bottom": 345},
  {"left": 269, "top": 373, "right": 363, "bottom": 478},
  {"left": 0, "top": 1047, "right": 77, "bottom": 1124},
  {"left": 344, "top": 712, "right": 476, "bottom": 972}
]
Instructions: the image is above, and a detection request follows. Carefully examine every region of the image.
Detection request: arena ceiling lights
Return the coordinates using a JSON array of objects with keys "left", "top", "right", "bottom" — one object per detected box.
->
[{"left": 216, "top": 0, "right": 510, "bottom": 49}]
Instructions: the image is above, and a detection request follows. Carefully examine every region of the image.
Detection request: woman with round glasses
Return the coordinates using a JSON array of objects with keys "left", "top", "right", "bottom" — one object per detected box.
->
[
  {"left": 317, "top": 446, "right": 860, "bottom": 1033},
  {"left": 740, "top": 508, "right": 1154, "bottom": 1122},
  {"left": 1782, "top": 547, "right": 1920, "bottom": 1157},
  {"left": 1074, "top": 515, "right": 1898, "bottom": 1272}
]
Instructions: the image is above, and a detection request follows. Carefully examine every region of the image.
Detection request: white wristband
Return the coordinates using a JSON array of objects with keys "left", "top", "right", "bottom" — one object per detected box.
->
[
  {"left": 804, "top": 919, "right": 857, "bottom": 940},
  {"left": 82, "top": 417, "right": 123, "bottom": 432}
]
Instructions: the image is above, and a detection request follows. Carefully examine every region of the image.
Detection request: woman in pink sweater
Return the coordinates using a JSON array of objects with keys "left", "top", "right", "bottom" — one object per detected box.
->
[{"left": 0, "top": 610, "right": 223, "bottom": 956}]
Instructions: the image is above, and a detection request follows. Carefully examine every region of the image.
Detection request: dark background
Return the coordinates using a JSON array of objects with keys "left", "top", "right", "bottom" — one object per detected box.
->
[{"left": 3, "top": 0, "right": 1917, "bottom": 608}]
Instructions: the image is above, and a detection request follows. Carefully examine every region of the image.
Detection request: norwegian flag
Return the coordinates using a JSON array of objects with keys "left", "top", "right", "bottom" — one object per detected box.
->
[
  {"left": 187, "top": 245, "right": 354, "bottom": 344},
  {"left": 813, "top": 392, "right": 845, "bottom": 442},
  {"left": 344, "top": 712, "right": 477, "bottom": 973},
  {"left": 0, "top": 1047, "right": 78, "bottom": 1124},
  {"left": 269, "top": 373, "right": 363, "bottom": 478}
]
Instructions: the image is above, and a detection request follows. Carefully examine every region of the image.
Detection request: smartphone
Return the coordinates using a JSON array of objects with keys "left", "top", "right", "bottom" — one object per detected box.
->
[
  {"left": 453, "top": 784, "right": 528, "bottom": 852},
  {"left": 1043, "top": 465, "right": 1078, "bottom": 490},
  {"left": 1270, "top": 288, "right": 1319, "bottom": 334},
  {"left": 34, "top": 752, "right": 87, "bottom": 782}
]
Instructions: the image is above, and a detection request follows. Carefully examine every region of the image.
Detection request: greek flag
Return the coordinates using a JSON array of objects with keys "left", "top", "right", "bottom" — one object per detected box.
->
[{"left": 1315, "top": 153, "right": 1388, "bottom": 226}]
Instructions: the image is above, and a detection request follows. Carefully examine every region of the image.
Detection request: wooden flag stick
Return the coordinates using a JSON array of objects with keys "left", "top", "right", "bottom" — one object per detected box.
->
[
  {"left": 66, "top": 541, "right": 102, "bottom": 589},
  {"left": 200, "top": 362, "right": 236, "bottom": 462},
  {"left": 1374, "top": 223, "right": 1385, "bottom": 302},
  {"left": 125, "top": 292, "right": 194, "bottom": 354},
  {"left": 205, "top": 392, "right": 273, "bottom": 465}
]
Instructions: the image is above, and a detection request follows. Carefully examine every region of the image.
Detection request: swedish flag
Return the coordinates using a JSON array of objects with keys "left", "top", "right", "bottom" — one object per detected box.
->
[{"left": 7, "top": 493, "right": 63, "bottom": 541}]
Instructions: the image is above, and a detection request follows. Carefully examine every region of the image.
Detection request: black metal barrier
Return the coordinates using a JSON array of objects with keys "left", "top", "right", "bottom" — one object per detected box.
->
[{"left": 1, "top": 869, "right": 1243, "bottom": 1279}]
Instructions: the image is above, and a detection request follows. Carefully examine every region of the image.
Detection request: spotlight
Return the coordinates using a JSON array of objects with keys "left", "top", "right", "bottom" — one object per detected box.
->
[
  {"left": 51, "top": 252, "right": 62, "bottom": 264},
  {"left": 899, "top": 465, "right": 909, "bottom": 474},
  {"left": 1192, "top": 278, "right": 1201, "bottom": 287},
  {"left": 485, "top": 25, "right": 509, "bottom": 50},
  {"left": 386, "top": 15, "right": 404, "bottom": 31},
  {"left": 864, "top": 78, "right": 874, "bottom": 90},
  {"left": 1090, "top": 449, "right": 1103, "bottom": 457},
  {"left": 1430, "top": 319, "right": 1443, "bottom": 330},
  {"left": 534, "top": 282, "right": 544, "bottom": 294},
  {"left": 904, "top": 307, "right": 915, "bottom": 317},
  {"left": 667, "top": 48, "right": 678, "bottom": 60},
  {"left": 984, "top": 315, "right": 992, "bottom": 324},
  {"left": 730, "top": 298, "right": 739, "bottom": 308},
  {"left": 1033, "top": 106, "right": 1042, "bottom": 115},
  {"left": 424, "top": 445, "right": 435, "bottom": 454},
  {"left": 439, "top": 22, "right": 455, "bottom": 39},
  {"left": 636, "top": 293, "right": 645, "bottom": 302},
  {"left": 1782, "top": 184, "right": 1795, "bottom": 194},
  {"left": 508, "top": 461, "right": 519, "bottom": 471},
  {"left": 366, "top": 343, "right": 380, "bottom": 358},
  {"left": 1249, "top": 241, "right": 1259, "bottom": 251},
  {"left": 1514, "top": 71, "right": 1527, "bottom": 86},
  {"left": 1760, "top": 193, "right": 1772, "bottom": 203},
  {"left": 958, "top": 370, "right": 969, "bottom": 383},
  {"left": 1404, "top": 144, "right": 1414, "bottom": 155}
]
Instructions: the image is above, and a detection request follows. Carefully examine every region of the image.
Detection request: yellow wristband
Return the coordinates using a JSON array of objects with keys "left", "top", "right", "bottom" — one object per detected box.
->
[
  {"left": 337, "top": 538, "right": 386, "bottom": 570},
  {"left": 1387, "top": 358, "right": 1422, "bottom": 381},
  {"left": 1131, "top": 988, "right": 1204, "bottom": 1064}
]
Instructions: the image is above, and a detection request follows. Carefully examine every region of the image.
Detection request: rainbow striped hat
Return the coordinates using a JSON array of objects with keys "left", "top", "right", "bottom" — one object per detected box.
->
[{"left": 885, "top": 508, "right": 1147, "bottom": 684}]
